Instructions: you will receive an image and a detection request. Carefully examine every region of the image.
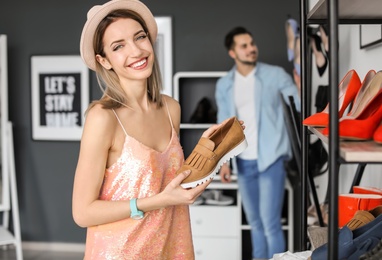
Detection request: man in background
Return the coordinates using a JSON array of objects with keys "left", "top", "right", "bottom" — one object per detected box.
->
[{"left": 215, "top": 26, "right": 300, "bottom": 259}]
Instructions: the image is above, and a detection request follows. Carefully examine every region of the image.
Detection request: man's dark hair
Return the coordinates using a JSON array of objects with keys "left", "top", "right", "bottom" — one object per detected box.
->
[{"left": 224, "top": 26, "right": 252, "bottom": 50}]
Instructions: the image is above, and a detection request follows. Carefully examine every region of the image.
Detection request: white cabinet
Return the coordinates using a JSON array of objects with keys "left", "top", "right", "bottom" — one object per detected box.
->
[
  {"left": 190, "top": 183, "right": 240, "bottom": 260},
  {"left": 174, "top": 72, "right": 294, "bottom": 259},
  {"left": 193, "top": 237, "right": 239, "bottom": 260},
  {"left": 190, "top": 206, "right": 239, "bottom": 237}
]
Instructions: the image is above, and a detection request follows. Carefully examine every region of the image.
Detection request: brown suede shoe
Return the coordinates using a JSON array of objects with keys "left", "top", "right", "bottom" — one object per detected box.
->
[
  {"left": 179, "top": 117, "right": 247, "bottom": 188},
  {"left": 346, "top": 205, "right": 382, "bottom": 231}
]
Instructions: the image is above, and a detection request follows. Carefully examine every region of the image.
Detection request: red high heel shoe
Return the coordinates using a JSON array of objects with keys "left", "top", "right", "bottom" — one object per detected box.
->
[
  {"left": 346, "top": 70, "right": 377, "bottom": 117},
  {"left": 373, "top": 124, "right": 382, "bottom": 144},
  {"left": 323, "top": 71, "right": 382, "bottom": 140},
  {"left": 322, "top": 70, "right": 376, "bottom": 134},
  {"left": 353, "top": 186, "right": 382, "bottom": 196},
  {"left": 303, "top": 69, "right": 361, "bottom": 127}
]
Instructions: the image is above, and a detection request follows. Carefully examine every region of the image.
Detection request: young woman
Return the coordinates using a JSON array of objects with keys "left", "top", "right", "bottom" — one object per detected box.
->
[{"left": 72, "top": 1, "right": 219, "bottom": 258}]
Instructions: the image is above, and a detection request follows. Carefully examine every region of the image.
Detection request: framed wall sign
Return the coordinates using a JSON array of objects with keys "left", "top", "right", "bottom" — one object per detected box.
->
[
  {"left": 31, "top": 55, "right": 89, "bottom": 141},
  {"left": 154, "top": 16, "right": 173, "bottom": 97}
]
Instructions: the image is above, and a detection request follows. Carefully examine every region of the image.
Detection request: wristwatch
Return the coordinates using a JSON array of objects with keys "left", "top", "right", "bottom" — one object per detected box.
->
[{"left": 130, "top": 198, "right": 144, "bottom": 220}]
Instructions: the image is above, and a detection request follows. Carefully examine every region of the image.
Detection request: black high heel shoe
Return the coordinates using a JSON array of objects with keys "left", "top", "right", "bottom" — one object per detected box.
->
[{"left": 310, "top": 34, "right": 328, "bottom": 77}]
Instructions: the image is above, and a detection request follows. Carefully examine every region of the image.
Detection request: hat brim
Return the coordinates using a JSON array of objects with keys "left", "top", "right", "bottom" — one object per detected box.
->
[{"left": 80, "top": 0, "right": 157, "bottom": 71}]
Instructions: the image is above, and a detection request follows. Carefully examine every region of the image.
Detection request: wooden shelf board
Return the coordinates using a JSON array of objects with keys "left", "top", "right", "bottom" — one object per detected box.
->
[
  {"left": 309, "top": 127, "right": 382, "bottom": 163},
  {"left": 308, "top": 0, "right": 382, "bottom": 21}
]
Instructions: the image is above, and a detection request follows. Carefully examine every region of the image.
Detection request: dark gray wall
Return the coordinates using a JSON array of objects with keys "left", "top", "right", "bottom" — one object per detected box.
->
[{"left": 0, "top": 0, "right": 299, "bottom": 243}]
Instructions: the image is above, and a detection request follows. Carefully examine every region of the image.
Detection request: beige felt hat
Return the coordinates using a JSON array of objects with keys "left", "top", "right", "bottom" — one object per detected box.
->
[{"left": 80, "top": 0, "right": 157, "bottom": 71}]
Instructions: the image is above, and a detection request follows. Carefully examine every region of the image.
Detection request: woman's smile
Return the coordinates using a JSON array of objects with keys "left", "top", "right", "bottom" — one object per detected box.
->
[{"left": 129, "top": 58, "right": 148, "bottom": 69}]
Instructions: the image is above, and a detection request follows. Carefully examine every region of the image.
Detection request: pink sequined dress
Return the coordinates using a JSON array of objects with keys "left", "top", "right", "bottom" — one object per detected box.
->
[{"left": 84, "top": 106, "right": 194, "bottom": 260}]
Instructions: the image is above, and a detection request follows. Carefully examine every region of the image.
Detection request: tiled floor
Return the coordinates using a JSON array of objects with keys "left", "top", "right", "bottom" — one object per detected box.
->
[{"left": 0, "top": 248, "right": 84, "bottom": 260}]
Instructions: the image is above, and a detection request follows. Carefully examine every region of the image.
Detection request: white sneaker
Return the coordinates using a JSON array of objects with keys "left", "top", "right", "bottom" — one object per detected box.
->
[{"left": 202, "top": 190, "right": 234, "bottom": 206}]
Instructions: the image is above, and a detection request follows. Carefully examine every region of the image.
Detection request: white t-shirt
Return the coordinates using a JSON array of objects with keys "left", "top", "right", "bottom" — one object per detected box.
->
[{"left": 234, "top": 68, "right": 258, "bottom": 160}]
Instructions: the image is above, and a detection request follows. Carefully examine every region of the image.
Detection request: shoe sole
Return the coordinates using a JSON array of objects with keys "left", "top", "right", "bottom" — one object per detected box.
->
[
  {"left": 180, "top": 138, "right": 248, "bottom": 189},
  {"left": 205, "top": 198, "right": 234, "bottom": 206}
]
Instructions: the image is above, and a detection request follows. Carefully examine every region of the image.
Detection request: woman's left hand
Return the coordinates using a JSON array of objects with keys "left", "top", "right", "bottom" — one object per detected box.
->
[
  {"left": 160, "top": 170, "right": 212, "bottom": 207},
  {"left": 201, "top": 118, "right": 245, "bottom": 138}
]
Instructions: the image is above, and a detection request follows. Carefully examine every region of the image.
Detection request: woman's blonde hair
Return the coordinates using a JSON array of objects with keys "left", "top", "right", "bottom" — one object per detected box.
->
[{"left": 87, "top": 9, "right": 163, "bottom": 112}]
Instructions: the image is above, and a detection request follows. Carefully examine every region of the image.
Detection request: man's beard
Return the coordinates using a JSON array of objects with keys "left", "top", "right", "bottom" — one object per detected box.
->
[
  {"left": 241, "top": 60, "right": 257, "bottom": 66},
  {"left": 238, "top": 52, "right": 257, "bottom": 66}
]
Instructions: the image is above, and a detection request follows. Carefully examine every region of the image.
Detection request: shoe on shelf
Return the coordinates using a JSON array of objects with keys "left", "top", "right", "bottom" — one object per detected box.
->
[
  {"left": 189, "top": 97, "right": 217, "bottom": 123},
  {"left": 373, "top": 124, "right": 382, "bottom": 144},
  {"left": 307, "top": 204, "right": 318, "bottom": 226},
  {"left": 353, "top": 186, "right": 382, "bottom": 196},
  {"left": 345, "top": 205, "right": 382, "bottom": 231},
  {"left": 310, "top": 214, "right": 382, "bottom": 260},
  {"left": 179, "top": 117, "right": 248, "bottom": 189},
  {"left": 339, "top": 193, "right": 382, "bottom": 228},
  {"left": 307, "top": 203, "right": 329, "bottom": 226},
  {"left": 359, "top": 238, "right": 382, "bottom": 260},
  {"left": 202, "top": 190, "right": 234, "bottom": 206},
  {"left": 303, "top": 69, "right": 361, "bottom": 127},
  {"left": 322, "top": 70, "right": 382, "bottom": 140},
  {"left": 345, "top": 70, "right": 377, "bottom": 117}
]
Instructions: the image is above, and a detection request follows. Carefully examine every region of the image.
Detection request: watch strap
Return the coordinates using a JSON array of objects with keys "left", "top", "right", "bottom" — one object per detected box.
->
[{"left": 130, "top": 198, "right": 144, "bottom": 220}]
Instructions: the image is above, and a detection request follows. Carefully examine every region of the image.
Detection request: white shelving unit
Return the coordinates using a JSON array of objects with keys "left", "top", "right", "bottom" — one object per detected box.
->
[
  {"left": 174, "top": 71, "right": 294, "bottom": 259},
  {"left": 173, "top": 71, "right": 226, "bottom": 158},
  {"left": 0, "top": 34, "right": 22, "bottom": 260}
]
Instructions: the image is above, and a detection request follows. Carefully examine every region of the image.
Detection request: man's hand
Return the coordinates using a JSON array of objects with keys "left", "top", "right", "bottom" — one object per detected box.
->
[{"left": 219, "top": 163, "right": 231, "bottom": 183}]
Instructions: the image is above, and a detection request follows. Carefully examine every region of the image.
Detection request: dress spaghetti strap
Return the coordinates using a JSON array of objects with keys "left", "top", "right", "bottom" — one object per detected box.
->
[
  {"left": 112, "top": 98, "right": 173, "bottom": 135},
  {"left": 163, "top": 98, "right": 174, "bottom": 129},
  {"left": 111, "top": 109, "right": 128, "bottom": 136}
]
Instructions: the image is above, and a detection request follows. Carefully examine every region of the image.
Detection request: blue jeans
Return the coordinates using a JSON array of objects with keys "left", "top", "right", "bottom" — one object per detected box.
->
[{"left": 237, "top": 156, "right": 286, "bottom": 259}]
